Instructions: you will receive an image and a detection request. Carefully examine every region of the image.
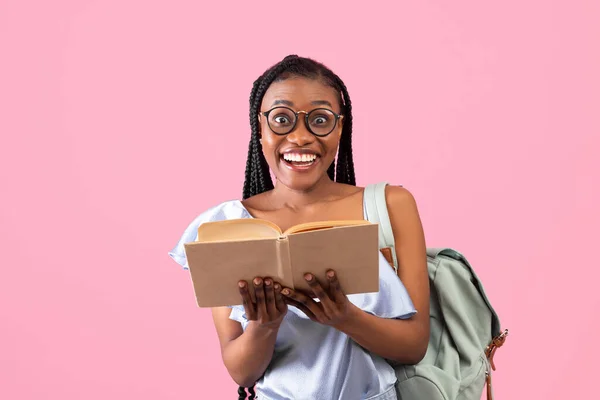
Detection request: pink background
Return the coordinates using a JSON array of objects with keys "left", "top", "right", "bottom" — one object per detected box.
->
[{"left": 1, "top": 0, "right": 598, "bottom": 399}]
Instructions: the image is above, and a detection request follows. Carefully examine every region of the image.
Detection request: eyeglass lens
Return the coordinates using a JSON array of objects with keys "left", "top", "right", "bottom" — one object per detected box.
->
[{"left": 267, "top": 107, "right": 337, "bottom": 136}]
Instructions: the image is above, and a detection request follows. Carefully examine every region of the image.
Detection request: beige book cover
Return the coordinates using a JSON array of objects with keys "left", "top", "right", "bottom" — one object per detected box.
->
[{"left": 183, "top": 219, "right": 381, "bottom": 307}]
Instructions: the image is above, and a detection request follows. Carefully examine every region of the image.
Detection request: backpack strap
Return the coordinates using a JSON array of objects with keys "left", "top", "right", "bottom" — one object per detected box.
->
[{"left": 364, "top": 182, "right": 399, "bottom": 273}]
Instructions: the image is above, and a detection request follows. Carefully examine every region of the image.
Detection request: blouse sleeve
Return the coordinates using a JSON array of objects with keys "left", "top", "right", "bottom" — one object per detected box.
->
[
  {"left": 347, "top": 252, "right": 417, "bottom": 320},
  {"left": 228, "top": 305, "right": 251, "bottom": 329},
  {"left": 168, "top": 211, "right": 213, "bottom": 270},
  {"left": 167, "top": 200, "right": 248, "bottom": 270}
]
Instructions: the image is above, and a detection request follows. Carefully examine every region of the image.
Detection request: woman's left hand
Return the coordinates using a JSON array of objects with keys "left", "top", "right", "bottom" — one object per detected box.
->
[{"left": 280, "top": 270, "right": 356, "bottom": 327}]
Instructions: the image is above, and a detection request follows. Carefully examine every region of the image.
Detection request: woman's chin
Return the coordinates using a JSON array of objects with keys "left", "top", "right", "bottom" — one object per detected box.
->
[{"left": 274, "top": 167, "right": 330, "bottom": 191}]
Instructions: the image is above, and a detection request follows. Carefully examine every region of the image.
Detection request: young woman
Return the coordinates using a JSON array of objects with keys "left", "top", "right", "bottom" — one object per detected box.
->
[{"left": 169, "top": 55, "right": 430, "bottom": 400}]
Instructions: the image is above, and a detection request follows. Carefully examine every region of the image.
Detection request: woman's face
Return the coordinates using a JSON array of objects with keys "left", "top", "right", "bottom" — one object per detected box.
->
[{"left": 259, "top": 76, "right": 343, "bottom": 192}]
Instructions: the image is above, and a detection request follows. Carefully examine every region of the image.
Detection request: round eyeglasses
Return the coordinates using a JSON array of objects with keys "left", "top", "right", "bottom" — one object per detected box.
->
[{"left": 260, "top": 106, "right": 343, "bottom": 137}]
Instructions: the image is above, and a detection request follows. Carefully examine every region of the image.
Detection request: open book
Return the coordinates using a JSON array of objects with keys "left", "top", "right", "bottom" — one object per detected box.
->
[{"left": 183, "top": 218, "right": 380, "bottom": 307}]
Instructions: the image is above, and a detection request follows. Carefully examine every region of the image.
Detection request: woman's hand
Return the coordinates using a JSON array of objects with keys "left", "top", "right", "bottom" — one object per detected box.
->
[
  {"left": 281, "top": 270, "right": 356, "bottom": 328},
  {"left": 238, "top": 277, "right": 287, "bottom": 330}
]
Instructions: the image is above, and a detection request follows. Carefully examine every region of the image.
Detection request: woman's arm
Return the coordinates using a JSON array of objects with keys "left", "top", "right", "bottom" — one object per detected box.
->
[
  {"left": 212, "top": 309, "right": 278, "bottom": 387},
  {"left": 357, "top": 185, "right": 430, "bottom": 363},
  {"left": 211, "top": 278, "right": 288, "bottom": 387},
  {"left": 282, "top": 186, "right": 430, "bottom": 364}
]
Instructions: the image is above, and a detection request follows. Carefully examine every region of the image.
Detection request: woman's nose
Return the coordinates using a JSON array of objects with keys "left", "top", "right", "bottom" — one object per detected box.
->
[{"left": 286, "top": 120, "right": 315, "bottom": 146}]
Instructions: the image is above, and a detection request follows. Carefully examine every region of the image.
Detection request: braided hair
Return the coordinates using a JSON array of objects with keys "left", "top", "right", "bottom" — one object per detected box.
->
[
  {"left": 238, "top": 386, "right": 256, "bottom": 400},
  {"left": 242, "top": 55, "right": 356, "bottom": 200}
]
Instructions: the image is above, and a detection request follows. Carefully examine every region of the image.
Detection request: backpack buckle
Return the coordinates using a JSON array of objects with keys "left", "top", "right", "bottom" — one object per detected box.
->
[{"left": 485, "top": 329, "right": 509, "bottom": 371}]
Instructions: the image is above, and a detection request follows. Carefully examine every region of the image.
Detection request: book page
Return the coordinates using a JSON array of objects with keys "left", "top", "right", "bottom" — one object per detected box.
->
[
  {"left": 197, "top": 218, "right": 282, "bottom": 243},
  {"left": 284, "top": 219, "right": 371, "bottom": 235}
]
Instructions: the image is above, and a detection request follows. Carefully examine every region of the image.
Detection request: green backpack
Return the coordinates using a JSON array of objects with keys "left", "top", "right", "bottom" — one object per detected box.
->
[{"left": 363, "top": 182, "right": 508, "bottom": 400}]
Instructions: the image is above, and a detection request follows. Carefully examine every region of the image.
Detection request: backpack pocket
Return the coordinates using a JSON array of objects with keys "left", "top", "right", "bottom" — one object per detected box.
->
[
  {"left": 396, "top": 365, "right": 459, "bottom": 400},
  {"left": 456, "top": 353, "right": 488, "bottom": 400}
]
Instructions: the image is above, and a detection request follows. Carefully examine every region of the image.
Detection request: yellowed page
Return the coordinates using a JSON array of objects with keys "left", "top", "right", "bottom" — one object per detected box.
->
[
  {"left": 197, "top": 218, "right": 282, "bottom": 243},
  {"left": 284, "top": 219, "right": 371, "bottom": 235}
]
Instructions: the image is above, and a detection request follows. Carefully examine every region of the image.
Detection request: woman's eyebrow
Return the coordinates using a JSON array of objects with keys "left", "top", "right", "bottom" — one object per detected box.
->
[
  {"left": 311, "top": 100, "right": 333, "bottom": 107},
  {"left": 272, "top": 99, "right": 294, "bottom": 107},
  {"left": 271, "top": 99, "right": 334, "bottom": 108}
]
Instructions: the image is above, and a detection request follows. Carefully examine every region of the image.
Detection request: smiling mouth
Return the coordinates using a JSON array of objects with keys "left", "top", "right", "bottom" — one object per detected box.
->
[{"left": 280, "top": 152, "right": 320, "bottom": 169}]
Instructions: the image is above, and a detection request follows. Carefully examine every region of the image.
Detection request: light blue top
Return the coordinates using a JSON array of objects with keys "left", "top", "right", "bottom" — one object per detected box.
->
[{"left": 168, "top": 200, "right": 416, "bottom": 400}]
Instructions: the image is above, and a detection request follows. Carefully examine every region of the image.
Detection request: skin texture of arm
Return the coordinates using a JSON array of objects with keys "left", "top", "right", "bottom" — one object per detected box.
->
[{"left": 211, "top": 279, "right": 287, "bottom": 387}]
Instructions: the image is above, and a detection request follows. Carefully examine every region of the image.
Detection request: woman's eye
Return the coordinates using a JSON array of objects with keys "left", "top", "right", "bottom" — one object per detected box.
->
[
  {"left": 274, "top": 116, "right": 291, "bottom": 124},
  {"left": 311, "top": 116, "right": 329, "bottom": 125}
]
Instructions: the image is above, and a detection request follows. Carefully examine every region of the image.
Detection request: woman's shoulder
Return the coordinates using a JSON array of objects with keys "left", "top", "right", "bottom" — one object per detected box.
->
[
  {"left": 239, "top": 190, "right": 271, "bottom": 214},
  {"left": 167, "top": 199, "right": 250, "bottom": 269},
  {"left": 362, "top": 182, "right": 418, "bottom": 214},
  {"left": 376, "top": 184, "right": 421, "bottom": 237},
  {"left": 383, "top": 184, "right": 417, "bottom": 208}
]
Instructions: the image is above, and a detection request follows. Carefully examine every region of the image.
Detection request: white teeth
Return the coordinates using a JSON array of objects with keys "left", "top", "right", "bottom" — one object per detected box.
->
[{"left": 283, "top": 153, "right": 317, "bottom": 163}]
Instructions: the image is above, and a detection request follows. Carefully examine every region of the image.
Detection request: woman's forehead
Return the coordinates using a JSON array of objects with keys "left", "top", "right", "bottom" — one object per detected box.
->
[{"left": 262, "top": 77, "right": 339, "bottom": 109}]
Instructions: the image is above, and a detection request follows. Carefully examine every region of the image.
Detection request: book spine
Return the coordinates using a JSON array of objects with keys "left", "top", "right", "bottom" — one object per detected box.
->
[{"left": 275, "top": 237, "right": 293, "bottom": 289}]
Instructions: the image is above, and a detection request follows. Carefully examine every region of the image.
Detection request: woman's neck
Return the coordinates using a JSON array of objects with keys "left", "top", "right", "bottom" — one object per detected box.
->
[{"left": 270, "top": 176, "right": 339, "bottom": 209}]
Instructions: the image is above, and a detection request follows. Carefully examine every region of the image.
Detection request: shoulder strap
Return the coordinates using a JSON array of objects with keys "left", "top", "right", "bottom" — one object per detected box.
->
[{"left": 364, "top": 182, "right": 399, "bottom": 272}]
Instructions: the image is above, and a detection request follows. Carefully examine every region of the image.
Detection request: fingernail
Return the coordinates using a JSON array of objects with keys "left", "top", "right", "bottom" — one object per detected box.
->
[
  {"left": 282, "top": 289, "right": 290, "bottom": 296},
  {"left": 327, "top": 270, "right": 335, "bottom": 278},
  {"left": 304, "top": 273, "right": 313, "bottom": 281},
  {"left": 253, "top": 278, "right": 261, "bottom": 285},
  {"left": 265, "top": 279, "right": 272, "bottom": 286},
  {"left": 238, "top": 281, "right": 246, "bottom": 288}
]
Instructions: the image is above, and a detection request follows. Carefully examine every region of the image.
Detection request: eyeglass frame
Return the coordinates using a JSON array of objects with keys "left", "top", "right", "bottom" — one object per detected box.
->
[{"left": 259, "top": 106, "right": 344, "bottom": 137}]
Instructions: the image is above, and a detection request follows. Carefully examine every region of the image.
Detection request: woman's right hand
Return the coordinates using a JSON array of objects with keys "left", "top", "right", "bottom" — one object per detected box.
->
[{"left": 238, "top": 277, "right": 287, "bottom": 330}]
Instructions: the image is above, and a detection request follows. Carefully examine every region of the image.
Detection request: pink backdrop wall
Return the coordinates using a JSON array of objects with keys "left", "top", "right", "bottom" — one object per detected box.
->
[{"left": 1, "top": 1, "right": 598, "bottom": 399}]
